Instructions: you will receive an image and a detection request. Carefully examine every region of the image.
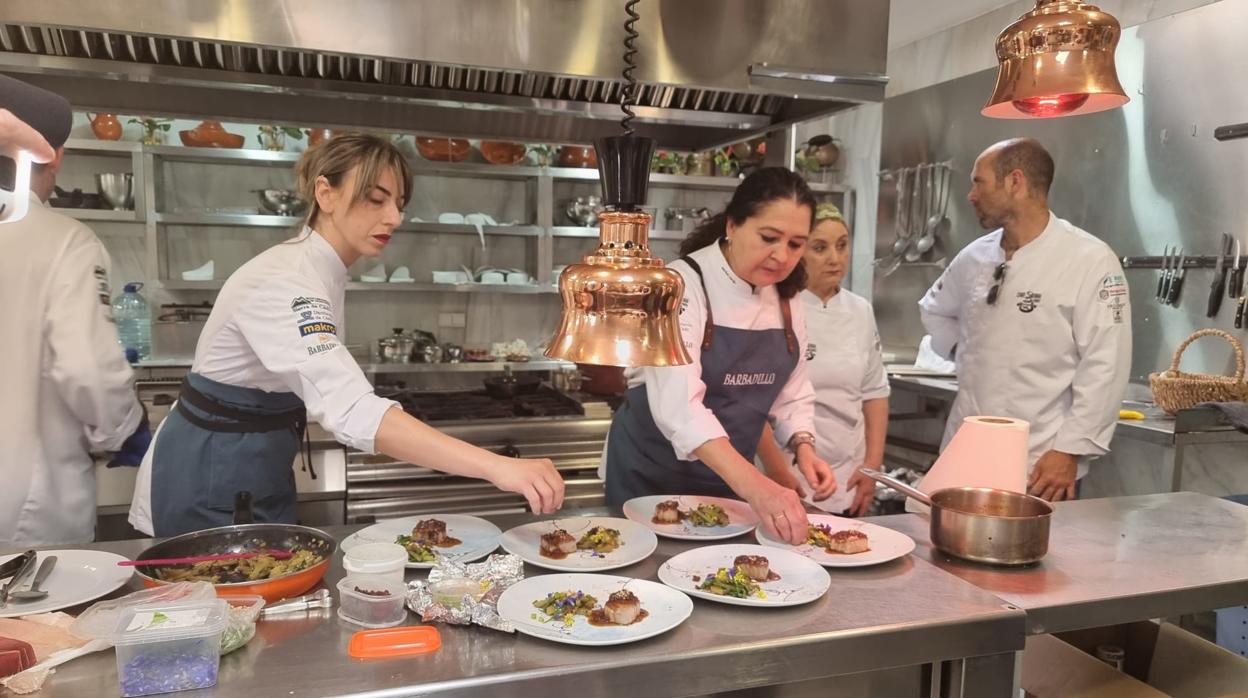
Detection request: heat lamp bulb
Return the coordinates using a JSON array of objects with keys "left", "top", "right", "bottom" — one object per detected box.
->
[{"left": 1011, "top": 93, "right": 1091, "bottom": 117}]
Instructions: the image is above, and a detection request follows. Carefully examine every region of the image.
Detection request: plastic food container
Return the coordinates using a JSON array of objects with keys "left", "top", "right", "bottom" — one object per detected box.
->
[
  {"left": 337, "top": 576, "right": 409, "bottom": 629},
  {"left": 110, "top": 598, "right": 229, "bottom": 697},
  {"left": 342, "top": 542, "right": 408, "bottom": 584},
  {"left": 428, "top": 577, "right": 486, "bottom": 609}
]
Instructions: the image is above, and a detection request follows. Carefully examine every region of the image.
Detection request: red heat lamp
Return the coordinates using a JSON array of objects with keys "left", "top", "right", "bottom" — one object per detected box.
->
[{"left": 984, "top": 0, "right": 1129, "bottom": 120}]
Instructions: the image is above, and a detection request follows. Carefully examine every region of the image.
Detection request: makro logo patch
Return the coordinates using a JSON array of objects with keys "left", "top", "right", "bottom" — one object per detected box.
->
[{"left": 299, "top": 321, "right": 337, "bottom": 337}]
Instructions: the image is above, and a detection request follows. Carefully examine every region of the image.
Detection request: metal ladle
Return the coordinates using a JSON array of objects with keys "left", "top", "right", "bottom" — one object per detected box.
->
[
  {"left": 11, "top": 555, "right": 56, "bottom": 601},
  {"left": 913, "top": 165, "right": 947, "bottom": 258}
]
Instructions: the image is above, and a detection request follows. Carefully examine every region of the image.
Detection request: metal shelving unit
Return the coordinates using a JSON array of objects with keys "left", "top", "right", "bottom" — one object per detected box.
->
[
  {"left": 359, "top": 359, "right": 571, "bottom": 374},
  {"left": 62, "top": 139, "right": 855, "bottom": 295}
]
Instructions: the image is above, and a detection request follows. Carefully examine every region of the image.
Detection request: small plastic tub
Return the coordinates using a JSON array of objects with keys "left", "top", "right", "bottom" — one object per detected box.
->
[
  {"left": 110, "top": 598, "right": 229, "bottom": 697},
  {"left": 337, "top": 576, "right": 409, "bottom": 629},
  {"left": 343, "top": 542, "right": 408, "bottom": 584},
  {"left": 220, "top": 595, "right": 266, "bottom": 655}
]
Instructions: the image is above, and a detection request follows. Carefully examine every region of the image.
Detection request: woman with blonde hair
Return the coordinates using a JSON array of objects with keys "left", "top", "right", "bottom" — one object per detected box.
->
[
  {"left": 131, "top": 134, "right": 564, "bottom": 536},
  {"left": 758, "top": 203, "right": 890, "bottom": 516}
]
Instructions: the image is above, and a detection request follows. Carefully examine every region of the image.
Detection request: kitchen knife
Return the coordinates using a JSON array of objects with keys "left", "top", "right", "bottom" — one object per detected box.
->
[
  {"left": 1236, "top": 295, "right": 1246, "bottom": 329},
  {"left": 1155, "top": 245, "right": 1171, "bottom": 301},
  {"left": 0, "top": 552, "right": 38, "bottom": 608},
  {"left": 1161, "top": 246, "right": 1176, "bottom": 302},
  {"left": 1207, "top": 233, "right": 1231, "bottom": 317},
  {"left": 1168, "top": 253, "right": 1187, "bottom": 306},
  {"left": 1230, "top": 238, "right": 1243, "bottom": 299}
]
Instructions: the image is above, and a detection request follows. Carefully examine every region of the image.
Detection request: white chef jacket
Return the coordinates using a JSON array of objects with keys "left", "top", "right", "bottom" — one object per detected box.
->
[
  {"left": 130, "top": 230, "right": 396, "bottom": 534},
  {"left": 918, "top": 212, "right": 1132, "bottom": 478},
  {"left": 613, "top": 241, "right": 817, "bottom": 465},
  {"left": 791, "top": 288, "right": 890, "bottom": 513},
  {"left": 1, "top": 193, "right": 142, "bottom": 546}
]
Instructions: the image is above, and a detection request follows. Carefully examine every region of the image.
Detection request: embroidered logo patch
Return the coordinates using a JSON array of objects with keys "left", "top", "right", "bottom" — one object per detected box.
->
[
  {"left": 805, "top": 342, "right": 817, "bottom": 361},
  {"left": 1016, "top": 291, "right": 1042, "bottom": 313},
  {"left": 1098, "top": 274, "right": 1128, "bottom": 304},
  {"left": 298, "top": 321, "right": 337, "bottom": 337}
]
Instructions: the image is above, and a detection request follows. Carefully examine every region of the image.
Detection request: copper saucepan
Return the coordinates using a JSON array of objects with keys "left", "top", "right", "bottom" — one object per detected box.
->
[{"left": 862, "top": 469, "right": 1052, "bottom": 566}]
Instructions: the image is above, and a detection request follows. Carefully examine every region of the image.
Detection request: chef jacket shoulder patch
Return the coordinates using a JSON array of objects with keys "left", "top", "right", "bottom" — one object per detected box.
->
[
  {"left": 1097, "top": 274, "right": 1128, "bottom": 305},
  {"left": 1015, "top": 291, "right": 1041, "bottom": 313},
  {"left": 805, "top": 342, "right": 817, "bottom": 361},
  {"left": 93, "top": 265, "right": 111, "bottom": 306},
  {"left": 291, "top": 296, "right": 339, "bottom": 355}
]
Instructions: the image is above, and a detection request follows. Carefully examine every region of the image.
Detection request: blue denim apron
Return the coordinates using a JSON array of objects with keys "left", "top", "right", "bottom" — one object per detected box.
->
[
  {"left": 151, "top": 372, "right": 307, "bottom": 536},
  {"left": 605, "top": 256, "right": 799, "bottom": 506}
]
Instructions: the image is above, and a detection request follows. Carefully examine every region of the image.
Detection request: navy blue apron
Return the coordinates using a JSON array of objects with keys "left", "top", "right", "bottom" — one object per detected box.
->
[
  {"left": 604, "top": 254, "right": 799, "bottom": 506},
  {"left": 151, "top": 372, "right": 307, "bottom": 536}
]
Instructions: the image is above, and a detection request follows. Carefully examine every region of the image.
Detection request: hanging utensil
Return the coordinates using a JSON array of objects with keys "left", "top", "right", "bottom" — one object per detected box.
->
[
  {"left": 1155, "top": 245, "right": 1171, "bottom": 302},
  {"left": 1229, "top": 238, "right": 1243, "bottom": 299},
  {"left": 1207, "top": 233, "right": 1232, "bottom": 317},
  {"left": 1168, "top": 251, "right": 1187, "bottom": 307},
  {"left": 906, "top": 164, "right": 935, "bottom": 262},
  {"left": 914, "top": 164, "right": 947, "bottom": 259},
  {"left": 891, "top": 166, "right": 917, "bottom": 257}
]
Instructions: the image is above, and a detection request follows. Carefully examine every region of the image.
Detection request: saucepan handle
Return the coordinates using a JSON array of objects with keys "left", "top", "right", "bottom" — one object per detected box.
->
[{"left": 857, "top": 468, "right": 934, "bottom": 507}]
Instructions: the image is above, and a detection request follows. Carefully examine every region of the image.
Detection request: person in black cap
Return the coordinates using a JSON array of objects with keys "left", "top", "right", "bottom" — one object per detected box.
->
[{"left": 0, "top": 74, "right": 150, "bottom": 546}]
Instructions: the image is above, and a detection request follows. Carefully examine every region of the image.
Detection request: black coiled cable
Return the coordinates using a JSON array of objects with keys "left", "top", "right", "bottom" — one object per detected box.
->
[{"left": 621, "top": 0, "right": 640, "bottom": 135}]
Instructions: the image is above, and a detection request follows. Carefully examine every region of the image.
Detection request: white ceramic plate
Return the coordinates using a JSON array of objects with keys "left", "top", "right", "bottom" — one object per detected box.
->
[
  {"left": 497, "top": 573, "right": 692, "bottom": 646},
  {"left": 0, "top": 550, "right": 133, "bottom": 618},
  {"left": 755, "top": 514, "right": 916, "bottom": 568},
  {"left": 622, "top": 495, "right": 759, "bottom": 541},
  {"left": 657, "top": 544, "right": 829, "bottom": 607},
  {"left": 499, "top": 517, "right": 657, "bottom": 572},
  {"left": 340, "top": 515, "right": 502, "bottom": 569}
]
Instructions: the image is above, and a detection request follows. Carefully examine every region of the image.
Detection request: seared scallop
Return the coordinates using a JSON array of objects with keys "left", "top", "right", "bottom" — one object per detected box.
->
[
  {"left": 733, "top": 554, "right": 771, "bottom": 582},
  {"left": 653, "top": 500, "right": 681, "bottom": 523},
  {"left": 413, "top": 518, "right": 448, "bottom": 546},
  {"left": 602, "top": 590, "right": 642, "bottom": 625},
  {"left": 540, "top": 529, "right": 577, "bottom": 557}
]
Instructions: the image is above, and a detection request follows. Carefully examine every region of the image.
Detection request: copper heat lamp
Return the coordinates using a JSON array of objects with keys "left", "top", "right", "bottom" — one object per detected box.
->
[
  {"left": 983, "top": 0, "right": 1129, "bottom": 119},
  {"left": 544, "top": 1, "right": 691, "bottom": 367}
]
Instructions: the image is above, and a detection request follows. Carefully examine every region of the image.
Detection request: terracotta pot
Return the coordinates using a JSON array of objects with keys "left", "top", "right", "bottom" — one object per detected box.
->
[
  {"left": 557, "top": 145, "right": 597, "bottom": 169},
  {"left": 89, "top": 113, "right": 123, "bottom": 141},
  {"left": 480, "top": 140, "right": 527, "bottom": 165},
  {"left": 179, "top": 120, "right": 245, "bottom": 148},
  {"left": 415, "top": 137, "right": 472, "bottom": 162},
  {"left": 306, "top": 128, "right": 334, "bottom": 147}
]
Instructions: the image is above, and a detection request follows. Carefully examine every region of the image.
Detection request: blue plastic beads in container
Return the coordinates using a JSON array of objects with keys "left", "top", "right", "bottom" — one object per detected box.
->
[{"left": 110, "top": 598, "right": 229, "bottom": 697}]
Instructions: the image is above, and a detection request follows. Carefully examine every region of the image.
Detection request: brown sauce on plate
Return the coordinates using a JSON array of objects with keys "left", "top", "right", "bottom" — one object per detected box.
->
[{"left": 588, "top": 608, "right": 649, "bottom": 627}]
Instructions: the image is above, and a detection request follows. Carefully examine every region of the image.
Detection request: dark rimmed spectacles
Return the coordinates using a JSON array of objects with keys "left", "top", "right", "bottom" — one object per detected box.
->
[{"left": 986, "top": 263, "right": 1007, "bottom": 305}]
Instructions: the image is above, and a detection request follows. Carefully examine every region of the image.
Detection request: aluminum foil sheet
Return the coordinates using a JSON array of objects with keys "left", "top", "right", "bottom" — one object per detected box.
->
[{"left": 405, "top": 553, "right": 524, "bottom": 632}]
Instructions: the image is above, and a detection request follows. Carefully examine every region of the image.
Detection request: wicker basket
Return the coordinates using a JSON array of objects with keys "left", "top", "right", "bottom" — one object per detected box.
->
[{"left": 1149, "top": 329, "right": 1248, "bottom": 414}]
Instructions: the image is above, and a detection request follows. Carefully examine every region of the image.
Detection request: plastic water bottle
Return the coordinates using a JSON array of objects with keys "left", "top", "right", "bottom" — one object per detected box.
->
[{"left": 113, "top": 282, "right": 151, "bottom": 363}]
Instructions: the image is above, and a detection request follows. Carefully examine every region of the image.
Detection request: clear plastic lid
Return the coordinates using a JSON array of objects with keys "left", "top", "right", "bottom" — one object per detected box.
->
[
  {"left": 343, "top": 542, "right": 407, "bottom": 572},
  {"left": 111, "top": 598, "right": 230, "bottom": 646}
]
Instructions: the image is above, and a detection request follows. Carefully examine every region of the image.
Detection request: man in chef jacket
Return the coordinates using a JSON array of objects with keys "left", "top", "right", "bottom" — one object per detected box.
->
[
  {"left": 919, "top": 138, "right": 1131, "bottom": 501},
  {"left": 0, "top": 76, "right": 149, "bottom": 546}
]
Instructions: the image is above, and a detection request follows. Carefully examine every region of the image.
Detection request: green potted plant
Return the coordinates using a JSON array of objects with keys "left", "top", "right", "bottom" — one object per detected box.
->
[
  {"left": 128, "top": 117, "right": 172, "bottom": 145},
  {"left": 713, "top": 149, "right": 739, "bottom": 177},
  {"left": 257, "top": 125, "right": 305, "bottom": 151}
]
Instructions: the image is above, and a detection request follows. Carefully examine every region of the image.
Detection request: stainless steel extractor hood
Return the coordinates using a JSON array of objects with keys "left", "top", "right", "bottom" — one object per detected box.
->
[{"left": 0, "top": 0, "right": 889, "bottom": 150}]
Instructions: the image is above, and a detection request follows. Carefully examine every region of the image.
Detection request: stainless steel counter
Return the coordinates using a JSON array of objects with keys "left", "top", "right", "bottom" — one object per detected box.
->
[
  {"left": 27, "top": 511, "right": 1025, "bottom": 698},
  {"left": 873, "top": 492, "right": 1248, "bottom": 635}
]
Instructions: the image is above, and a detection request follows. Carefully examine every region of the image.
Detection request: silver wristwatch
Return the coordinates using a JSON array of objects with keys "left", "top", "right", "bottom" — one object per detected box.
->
[{"left": 787, "top": 431, "right": 816, "bottom": 452}]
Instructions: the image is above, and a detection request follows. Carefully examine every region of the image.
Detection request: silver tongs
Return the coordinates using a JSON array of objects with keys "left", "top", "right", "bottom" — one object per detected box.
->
[
  {"left": 259, "top": 588, "right": 333, "bottom": 618},
  {"left": 0, "top": 551, "right": 38, "bottom": 608}
]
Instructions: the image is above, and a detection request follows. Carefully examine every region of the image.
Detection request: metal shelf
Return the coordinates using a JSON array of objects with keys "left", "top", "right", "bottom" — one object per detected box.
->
[
  {"left": 549, "top": 167, "right": 849, "bottom": 193},
  {"left": 161, "top": 280, "right": 222, "bottom": 290},
  {"left": 155, "top": 212, "right": 541, "bottom": 237},
  {"left": 155, "top": 212, "right": 299, "bottom": 227},
  {"left": 63, "top": 138, "right": 141, "bottom": 154},
  {"left": 346, "top": 282, "right": 556, "bottom": 294},
  {"left": 61, "top": 208, "right": 144, "bottom": 223},
  {"left": 360, "top": 359, "right": 571, "bottom": 374},
  {"left": 551, "top": 226, "right": 687, "bottom": 241},
  {"left": 162, "top": 279, "right": 555, "bottom": 294},
  {"left": 146, "top": 144, "right": 300, "bottom": 166}
]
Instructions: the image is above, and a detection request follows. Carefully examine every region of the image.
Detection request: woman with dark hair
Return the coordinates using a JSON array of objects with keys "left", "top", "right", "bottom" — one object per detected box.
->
[{"left": 603, "top": 167, "right": 836, "bottom": 544}]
